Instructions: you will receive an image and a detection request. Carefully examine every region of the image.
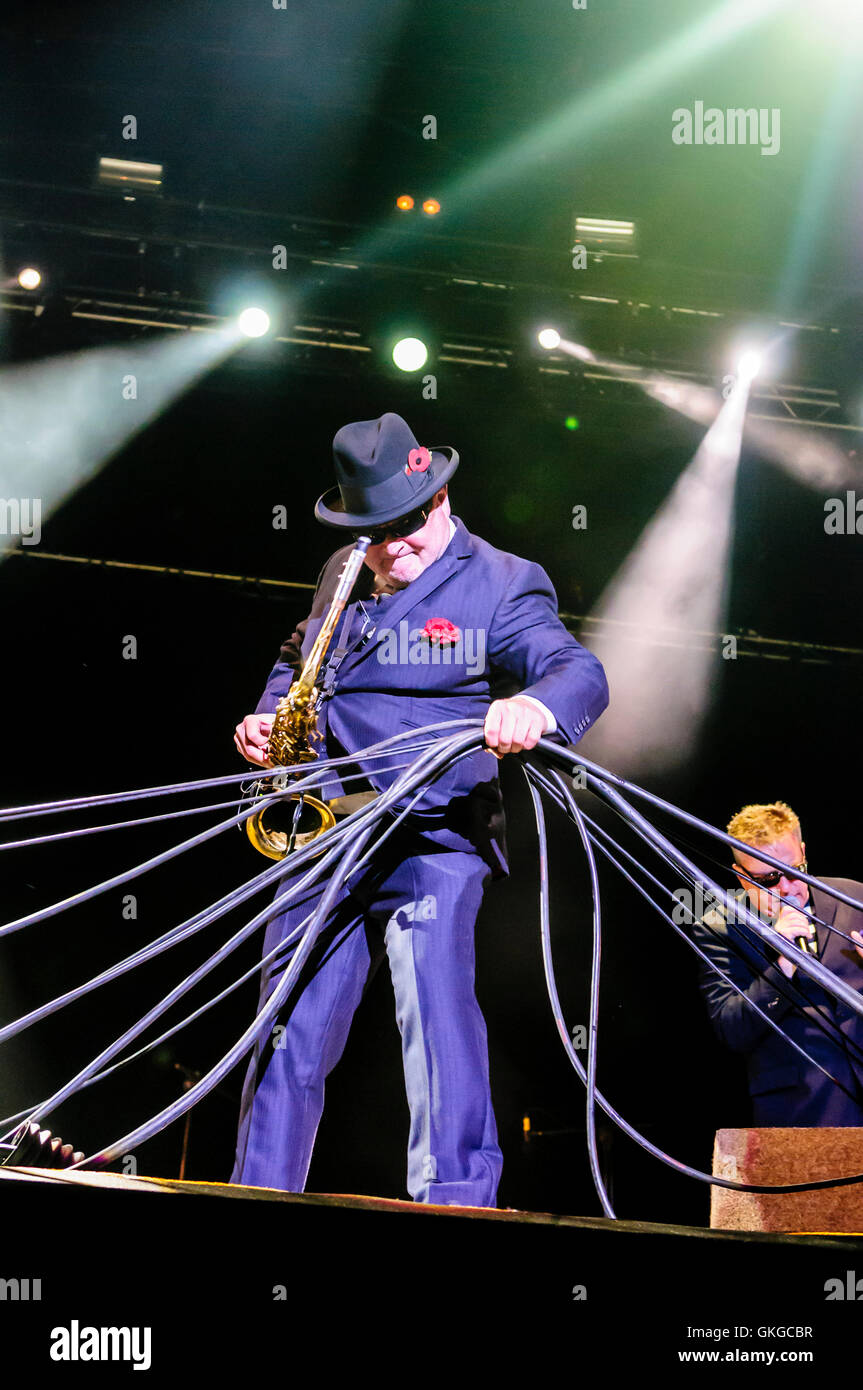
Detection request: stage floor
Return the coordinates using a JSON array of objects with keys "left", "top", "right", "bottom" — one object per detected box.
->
[{"left": 2, "top": 1165, "right": 859, "bottom": 1371}]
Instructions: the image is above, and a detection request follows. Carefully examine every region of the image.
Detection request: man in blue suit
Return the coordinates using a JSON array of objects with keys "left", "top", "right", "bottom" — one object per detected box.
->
[{"left": 230, "top": 412, "right": 609, "bottom": 1205}]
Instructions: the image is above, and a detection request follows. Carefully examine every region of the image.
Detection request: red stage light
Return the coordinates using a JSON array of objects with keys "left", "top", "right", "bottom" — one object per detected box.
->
[
  {"left": 422, "top": 198, "right": 441, "bottom": 215},
  {"left": 396, "top": 195, "right": 414, "bottom": 210}
]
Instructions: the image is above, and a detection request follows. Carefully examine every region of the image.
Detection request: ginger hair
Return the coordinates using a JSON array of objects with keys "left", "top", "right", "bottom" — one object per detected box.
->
[{"left": 727, "top": 801, "right": 801, "bottom": 851}]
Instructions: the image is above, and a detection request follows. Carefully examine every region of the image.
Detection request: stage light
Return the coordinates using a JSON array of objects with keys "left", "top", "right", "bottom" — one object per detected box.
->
[
  {"left": 736, "top": 349, "right": 763, "bottom": 381},
  {"left": 0, "top": 332, "right": 235, "bottom": 549},
  {"left": 396, "top": 195, "right": 414, "bottom": 211},
  {"left": 422, "top": 199, "right": 441, "bottom": 216},
  {"left": 538, "top": 328, "right": 561, "bottom": 350},
  {"left": 560, "top": 341, "right": 597, "bottom": 365},
  {"left": 96, "top": 156, "right": 163, "bottom": 197},
  {"left": 797, "top": 0, "right": 863, "bottom": 44},
  {"left": 574, "top": 217, "right": 637, "bottom": 255},
  {"left": 434, "top": 0, "right": 786, "bottom": 226},
  {"left": 392, "top": 337, "right": 428, "bottom": 372},
  {"left": 582, "top": 375, "right": 751, "bottom": 779},
  {"left": 17, "top": 268, "right": 42, "bottom": 290},
  {"left": 237, "top": 308, "right": 271, "bottom": 339},
  {"left": 565, "top": 415, "right": 580, "bottom": 430}
]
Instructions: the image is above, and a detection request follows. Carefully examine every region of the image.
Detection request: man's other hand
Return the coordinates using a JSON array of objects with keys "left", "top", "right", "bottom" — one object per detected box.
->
[
  {"left": 483, "top": 697, "right": 546, "bottom": 758},
  {"left": 235, "top": 713, "right": 274, "bottom": 767}
]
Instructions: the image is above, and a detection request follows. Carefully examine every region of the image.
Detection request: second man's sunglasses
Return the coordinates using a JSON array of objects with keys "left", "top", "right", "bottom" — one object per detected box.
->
[{"left": 734, "top": 859, "right": 808, "bottom": 889}]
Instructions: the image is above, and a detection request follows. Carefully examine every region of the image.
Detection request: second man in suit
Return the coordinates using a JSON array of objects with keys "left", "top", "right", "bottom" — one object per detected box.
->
[{"left": 694, "top": 800, "right": 863, "bottom": 1125}]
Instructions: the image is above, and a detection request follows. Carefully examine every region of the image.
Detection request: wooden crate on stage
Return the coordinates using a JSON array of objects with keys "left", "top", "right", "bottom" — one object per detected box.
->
[{"left": 712, "top": 1127, "right": 863, "bottom": 1233}]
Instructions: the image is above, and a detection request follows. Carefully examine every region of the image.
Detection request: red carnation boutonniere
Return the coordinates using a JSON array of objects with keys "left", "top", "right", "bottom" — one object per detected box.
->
[
  {"left": 422, "top": 617, "right": 461, "bottom": 646},
  {"left": 405, "top": 446, "right": 432, "bottom": 475}
]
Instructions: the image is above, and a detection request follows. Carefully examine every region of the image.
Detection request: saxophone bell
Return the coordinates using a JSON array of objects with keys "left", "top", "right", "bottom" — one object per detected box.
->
[{"left": 246, "top": 774, "right": 337, "bottom": 860}]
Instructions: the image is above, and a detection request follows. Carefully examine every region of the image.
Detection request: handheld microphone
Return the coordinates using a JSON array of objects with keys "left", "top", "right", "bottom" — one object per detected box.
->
[{"left": 786, "top": 892, "right": 818, "bottom": 957}]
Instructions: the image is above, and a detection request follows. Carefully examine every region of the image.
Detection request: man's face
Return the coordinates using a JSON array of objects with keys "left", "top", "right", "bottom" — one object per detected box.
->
[
  {"left": 733, "top": 831, "right": 808, "bottom": 918},
  {"left": 362, "top": 486, "right": 450, "bottom": 588}
]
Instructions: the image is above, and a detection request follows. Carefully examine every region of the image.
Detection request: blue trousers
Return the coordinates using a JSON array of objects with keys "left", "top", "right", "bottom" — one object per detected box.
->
[{"left": 230, "top": 834, "right": 503, "bottom": 1205}]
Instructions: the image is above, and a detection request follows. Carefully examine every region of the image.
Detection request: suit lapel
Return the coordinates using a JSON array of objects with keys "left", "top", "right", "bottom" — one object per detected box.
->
[
  {"left": 812, "top": 885, "right": 837, "bottom": 962},
  {"left": 334, "top": 516, "right": 474, "bottom": 668}
]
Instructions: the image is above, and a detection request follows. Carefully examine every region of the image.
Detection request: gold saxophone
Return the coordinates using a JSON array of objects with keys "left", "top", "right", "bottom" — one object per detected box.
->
[{"left": 246, "top": 537, "right": 372, "bottom": 860}]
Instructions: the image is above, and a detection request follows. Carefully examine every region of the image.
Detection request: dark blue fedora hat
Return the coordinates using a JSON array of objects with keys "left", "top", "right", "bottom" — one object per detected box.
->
[{"left": 315, "top": 412, "right": 459, "bottom": 529}]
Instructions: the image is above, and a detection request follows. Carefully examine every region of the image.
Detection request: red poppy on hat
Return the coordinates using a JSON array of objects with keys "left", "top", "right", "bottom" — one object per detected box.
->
[{"left": 405, "top": 446, "right": 432, "bottom": 475}]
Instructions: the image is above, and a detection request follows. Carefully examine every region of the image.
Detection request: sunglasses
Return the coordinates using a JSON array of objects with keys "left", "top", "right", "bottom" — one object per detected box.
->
[
  {"left": 354, "top": 504, "right": 431, "bottom": 546},
  {"left": 734, "top": 859, "right": 808, "bottom": 890}
]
